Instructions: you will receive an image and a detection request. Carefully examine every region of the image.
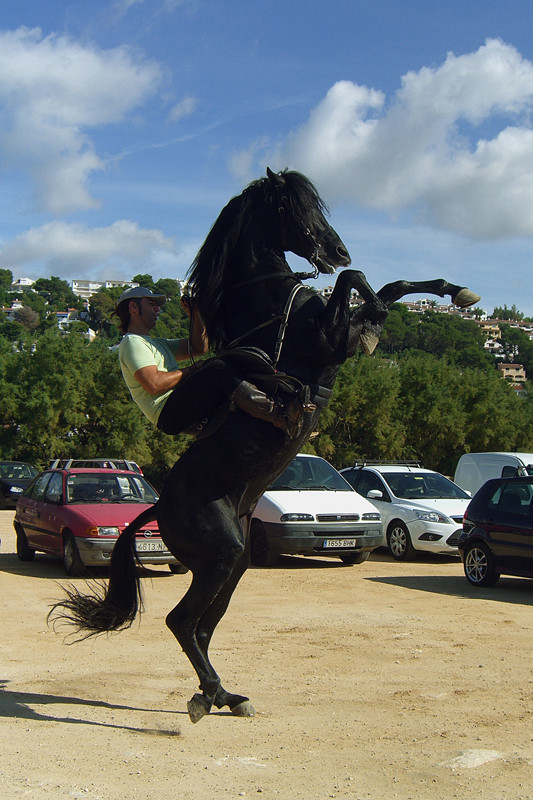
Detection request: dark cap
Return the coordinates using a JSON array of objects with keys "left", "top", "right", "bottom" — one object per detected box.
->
[{"left": 117, "top": 286, "right": 166, "bottom": 306}]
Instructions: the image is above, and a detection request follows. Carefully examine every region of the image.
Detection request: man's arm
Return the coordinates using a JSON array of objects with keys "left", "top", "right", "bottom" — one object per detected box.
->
[
  {"left": 178, "top": 298, "right": 209, "bottom": 358},
  {"left": 133, "top": 363, "right": 197, "bottom": 396}
]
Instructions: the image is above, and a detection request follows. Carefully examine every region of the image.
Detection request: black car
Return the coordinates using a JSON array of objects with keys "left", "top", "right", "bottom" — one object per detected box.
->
[
  {"left": 0, "top": 461, "right": 39, "bottom": 509},
  {"left": 458, "top": 476, "right": 533, "bottom": 586}
]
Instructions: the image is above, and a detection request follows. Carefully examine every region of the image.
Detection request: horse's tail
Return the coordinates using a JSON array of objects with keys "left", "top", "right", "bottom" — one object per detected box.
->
[{"left": 48, "top": 504, "right": 159, "bottom": 640}]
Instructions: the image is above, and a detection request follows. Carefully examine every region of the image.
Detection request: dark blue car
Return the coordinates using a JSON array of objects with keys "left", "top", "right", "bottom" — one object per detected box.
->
[
  {"left": 0, "top": 461, "right": 39, "bottom": 510},
  {"left": 458, "top": 476, "right": 533, "bottom": 586}
]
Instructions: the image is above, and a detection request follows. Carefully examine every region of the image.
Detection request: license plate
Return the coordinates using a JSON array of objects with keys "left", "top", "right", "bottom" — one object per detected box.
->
[
  {"left": 136, "top": 540, "right": 168, "bottom": 552},
  {"left": 323, "top": 538, "right": 358, "bottom": 549}
]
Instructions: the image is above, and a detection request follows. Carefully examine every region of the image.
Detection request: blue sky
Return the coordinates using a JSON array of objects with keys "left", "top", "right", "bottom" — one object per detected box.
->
[{"left": 1, "top": 1, "right": 533, "bottom": 316}]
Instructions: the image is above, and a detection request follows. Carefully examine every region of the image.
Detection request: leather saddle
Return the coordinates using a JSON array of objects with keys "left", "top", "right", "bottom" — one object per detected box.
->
[{"left": 183, "top": 346, "right": 332, "bottom": 440}]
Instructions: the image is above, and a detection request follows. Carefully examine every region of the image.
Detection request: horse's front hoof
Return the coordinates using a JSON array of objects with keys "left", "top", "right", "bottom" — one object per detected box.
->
[
  {"left": 231, "top": 700, "right": 256, "bottom": 717},
  {"left": 453, "top": 288, "right": 481, "bottom": 308},
  {"left": 187, "top": 693, "right": 211, "bottom": 724}
]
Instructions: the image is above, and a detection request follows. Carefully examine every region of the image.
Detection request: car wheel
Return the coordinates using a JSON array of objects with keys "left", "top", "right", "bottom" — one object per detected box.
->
[
  {"left": 387, "top": 521, "right": 417, "bottom": 561},
  {"left": 250, "top": 521, "right": 278, "bottom": 567},
  {"left": 63, "top": 532, "right": 86, "bottom": 577},
  {"left": 169, "top": 562, "right": 189, "bottom": 574},
  {"left": 339, "top": 551, "right": 370, "bottom": 565},
  {"left": 463, "top": 541, "right": 500, "bottom": 587},
  {"left": 15, "top": 525, "right": 35, "bottom": 562}
]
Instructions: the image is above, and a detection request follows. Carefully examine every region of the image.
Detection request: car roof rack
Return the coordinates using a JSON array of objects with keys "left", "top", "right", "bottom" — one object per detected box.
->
[
  {"left": 48, "top": 458, "right": 139, "bottom": 472},
  {"left": 352, "top": 460, "right": 422, "bottom": 468}
]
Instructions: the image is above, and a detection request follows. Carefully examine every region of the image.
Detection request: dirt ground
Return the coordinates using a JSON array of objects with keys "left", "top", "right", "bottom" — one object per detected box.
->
[{"left": 1, "top": 510, "right": 532, "bottom": 800}]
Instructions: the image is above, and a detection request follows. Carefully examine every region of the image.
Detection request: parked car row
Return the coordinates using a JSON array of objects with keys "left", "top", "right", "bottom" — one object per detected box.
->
[{"left": 3, "top": 452, "right": 533, "bottom": 589}]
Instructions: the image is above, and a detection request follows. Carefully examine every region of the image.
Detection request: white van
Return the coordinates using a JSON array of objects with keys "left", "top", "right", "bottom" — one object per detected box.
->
[
  {"left": 454, "top": 452, "right": 533, "bottom": 497},
  {"left": 250, "top": 454, "right": 384, "bottom": 567}
]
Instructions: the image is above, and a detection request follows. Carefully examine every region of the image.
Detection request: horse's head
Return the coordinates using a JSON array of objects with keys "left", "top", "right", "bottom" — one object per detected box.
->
[{"left": 266, "top": 168, "right": 351, "bottom": 275}]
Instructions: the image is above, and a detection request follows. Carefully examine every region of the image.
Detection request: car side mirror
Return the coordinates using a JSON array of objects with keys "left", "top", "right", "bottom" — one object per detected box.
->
[{"left": 367, "top": 489, "right": 384, "bottom": 500}]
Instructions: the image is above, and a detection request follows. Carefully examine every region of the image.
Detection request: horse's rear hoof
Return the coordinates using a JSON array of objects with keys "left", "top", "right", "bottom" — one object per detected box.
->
[
  {"left": 453, "top": 288, "right": 481, "bottom": 308},
  {"left": 359, "top": 331, "right": 380, "bottom": 355},
  {"left": 187, "top": 693, "right": 210, "bottom": 724},
  {"left": 231, "top": 700, "right": 256, "bottom": 717}
]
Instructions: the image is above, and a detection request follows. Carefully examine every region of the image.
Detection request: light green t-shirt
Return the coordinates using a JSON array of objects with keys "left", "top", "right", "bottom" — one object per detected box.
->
[{"left": 119, "top": 334, "right": 183, "bottom": 424}]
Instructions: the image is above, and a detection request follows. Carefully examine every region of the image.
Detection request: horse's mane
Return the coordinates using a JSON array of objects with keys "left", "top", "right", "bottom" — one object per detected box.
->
[{"left": 186, "top": 170, "right": 328, "bottom": 351}]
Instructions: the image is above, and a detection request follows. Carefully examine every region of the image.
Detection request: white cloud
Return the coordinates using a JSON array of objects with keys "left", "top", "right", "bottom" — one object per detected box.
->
[
  {"left": 0, "top": 27, "right": 161, "bottom": 214},
  {"left": 0, "top": 220, "right": 177, "bottom": 279},
  {"left": 168, "top": 95, "right": 197, "bottom": 122},
  {"left": 263, "top": 39, "right": 533, "bottom": 240}
]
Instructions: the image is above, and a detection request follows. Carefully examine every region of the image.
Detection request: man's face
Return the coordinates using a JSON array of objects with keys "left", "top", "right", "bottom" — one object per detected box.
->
[{"left": 133, "top": 297, "right": 162, "bottom": 330}]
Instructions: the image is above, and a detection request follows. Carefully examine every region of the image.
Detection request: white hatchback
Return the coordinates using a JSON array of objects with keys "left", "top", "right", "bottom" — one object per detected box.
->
[
  {"left": 340, "top": 462, "right": 471, "bottom": 560},
  {"left": 250, "top": 454, "right": 383, "bottom": 567}
]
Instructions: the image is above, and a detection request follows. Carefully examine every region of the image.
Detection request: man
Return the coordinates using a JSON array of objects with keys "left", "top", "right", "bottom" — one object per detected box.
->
[{"left": 115, "top": 286, "right": 303, "bottom": 438}]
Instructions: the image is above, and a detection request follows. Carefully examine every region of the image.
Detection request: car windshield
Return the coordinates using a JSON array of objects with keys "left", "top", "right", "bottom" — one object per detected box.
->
[
  {"left": 0, "top": 463, "right": 38, "bottom": 480},
  {"left": 383, "top": 471, "right": 470, "bottom": 500},
  {"left": 66, "top": 473, "right": 158, "bottom": 504},
  {"left": 269, "top": 457, "right": 353, "bottom": 491}
]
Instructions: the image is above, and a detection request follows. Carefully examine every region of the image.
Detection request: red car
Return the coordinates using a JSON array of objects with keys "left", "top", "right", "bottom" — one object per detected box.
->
[{"left": 13, "top": 467, "right": 185, "bottom": 576}]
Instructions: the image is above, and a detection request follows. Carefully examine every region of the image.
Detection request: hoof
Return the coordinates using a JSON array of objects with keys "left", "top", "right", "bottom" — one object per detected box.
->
[
  {"left": 187, "top": 693, "right": 210, "bottom": 724},
  {"left": 452, "top": 288, "right": 481, "bottom": 308},
  {"left": 359, "top": 330, "right": 380, "bottom": 355},
  {"left": 231, "top": 700, "right": 256, "bottom": 717}
]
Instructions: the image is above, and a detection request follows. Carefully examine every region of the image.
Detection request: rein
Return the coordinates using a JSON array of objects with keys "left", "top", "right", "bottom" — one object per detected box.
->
[{"left": 224, "top": 281, "right": 305, "bottom": 370}]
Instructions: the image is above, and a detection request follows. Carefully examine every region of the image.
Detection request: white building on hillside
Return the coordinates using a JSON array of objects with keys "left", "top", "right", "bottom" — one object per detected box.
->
[{"left": 71, "top": 279, "right": 138, "bottom": 301}]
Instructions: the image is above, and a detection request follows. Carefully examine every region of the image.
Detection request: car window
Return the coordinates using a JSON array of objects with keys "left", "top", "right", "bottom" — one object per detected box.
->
[
  {"left": 489, "top": 482, "right": 533, "bottom": 516},
  {"left": 358, "top": 471, "right": 388, "bottom": 499},
  {"left": 44, "top": 472, "right": 63, "bottom": 504},
  {"left": 65, "top": 473, "right": 158, "bottom": 504},
  {"left": 383, "top": 471, "right": 469, "bottom": 500},
  {"left": 270, "top": 458, "right": 352, "bottom": 491},
  {"left": 0, "top": 463, "right": 38, "bottom": 479},
  {"left": 26, "top": 472, "right": 53, "bottom": 501}
]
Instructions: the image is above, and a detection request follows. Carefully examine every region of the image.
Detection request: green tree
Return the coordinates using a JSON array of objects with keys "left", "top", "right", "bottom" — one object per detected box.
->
[
  {"left": 498, "top": 323, "right": 533, "bottom": 377},
  {"left": 131, "top": 273, "right": 157, "bottom": 290},
  {"left": 493, "top": 304, "right": 524, "bottom": 321},
  {"left": 33, "top": 276, "right": 82, "bottom": 310},
  {"left": 0, "top": 268, "right": 13, "bottom": 289}
]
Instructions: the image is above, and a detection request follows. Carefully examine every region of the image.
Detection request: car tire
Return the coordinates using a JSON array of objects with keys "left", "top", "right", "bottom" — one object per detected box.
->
[
  {"left": 169, "top": 562, "right": 189, "bottom": 574},
  {"left": 250, "top": 521, "right": 278, "bottom": 567},
  {"left": 63, "top": 532, "right": 86, "bottom": 577},
  {"left": 463, "top": 541, "right": 500, "bottom": 587},
  {"left": 15, "top": 525, "right": 35, "bottom": 562},
  {"left": 339, "top": 551, "right": 370, "bottom": 565},
  {"left": 387, "top": 521, "right": 417, "bottom": 561}
]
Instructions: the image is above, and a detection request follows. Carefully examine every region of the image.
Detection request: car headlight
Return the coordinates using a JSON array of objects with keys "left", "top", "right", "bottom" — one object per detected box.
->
[
  {"left": 362, "top": 512, "right": 381, "bottom": 521},
  {"left": 414, "top": 510, "right": 450, "bottom": 524},
  {"left": 280, "top": 513, "right": 314, "bottom": 522},
  {"left": 10, "top": 486, "right": 23, "bottom": 494},
  {"left": 85, "top": 526, "right": 120, "bottom": 536}
]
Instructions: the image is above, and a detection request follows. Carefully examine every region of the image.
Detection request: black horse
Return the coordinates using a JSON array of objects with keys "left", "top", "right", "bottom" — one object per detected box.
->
[{"left": 50, "top": 168, "right": 480, "bottom": 723}]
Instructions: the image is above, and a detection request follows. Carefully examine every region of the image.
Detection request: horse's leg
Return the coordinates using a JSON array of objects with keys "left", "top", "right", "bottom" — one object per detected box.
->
[
  {"left": 166, "top": 568, "right": 238, "bottom": 723},
  {"left": 199, "top": 542, "right": 255, "bottom": 716},
  {"left": 377, "top": 278, "right": 480, "bottom": 309},
  {"left": 319, "top": 269, "right": 389, "bottom": 357},
  {"left": 164, "top": 505, "right": 247, "bottom": 723}
]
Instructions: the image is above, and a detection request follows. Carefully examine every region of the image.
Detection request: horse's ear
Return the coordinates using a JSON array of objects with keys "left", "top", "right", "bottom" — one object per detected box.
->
[{"left": 266, "top": 167, "right": 285, "bottom": 187}]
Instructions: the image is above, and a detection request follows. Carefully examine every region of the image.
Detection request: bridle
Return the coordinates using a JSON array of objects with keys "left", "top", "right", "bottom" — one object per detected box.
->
[{"left": 187, "top": 197, "right": 332, "bottom": 369}]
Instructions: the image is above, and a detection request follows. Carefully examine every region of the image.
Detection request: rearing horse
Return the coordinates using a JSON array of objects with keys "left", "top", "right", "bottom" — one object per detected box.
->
[{"left": 50, "top": 168, "right": 480, "bottom": 723}]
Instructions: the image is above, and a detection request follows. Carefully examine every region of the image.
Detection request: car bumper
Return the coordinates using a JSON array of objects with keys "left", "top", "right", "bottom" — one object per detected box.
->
[
  {"left": 259, "top": 521, "right": 384, "bottom": 558},
  {"left": 408, "top": 519, "right": 462, "bottom": 554},
  {"left": 76, "top": 537, "right": 178, "bottom": 567}
]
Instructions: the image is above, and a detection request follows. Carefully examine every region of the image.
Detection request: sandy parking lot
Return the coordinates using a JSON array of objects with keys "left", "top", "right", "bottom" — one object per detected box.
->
[{"left": 1, "top": 509, "right": 532, "bottom": 800}]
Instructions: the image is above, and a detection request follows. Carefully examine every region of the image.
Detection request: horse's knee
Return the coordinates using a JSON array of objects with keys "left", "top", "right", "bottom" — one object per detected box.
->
[{"left": 166, "top": 605, "right": 188, "bottom": 638}]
